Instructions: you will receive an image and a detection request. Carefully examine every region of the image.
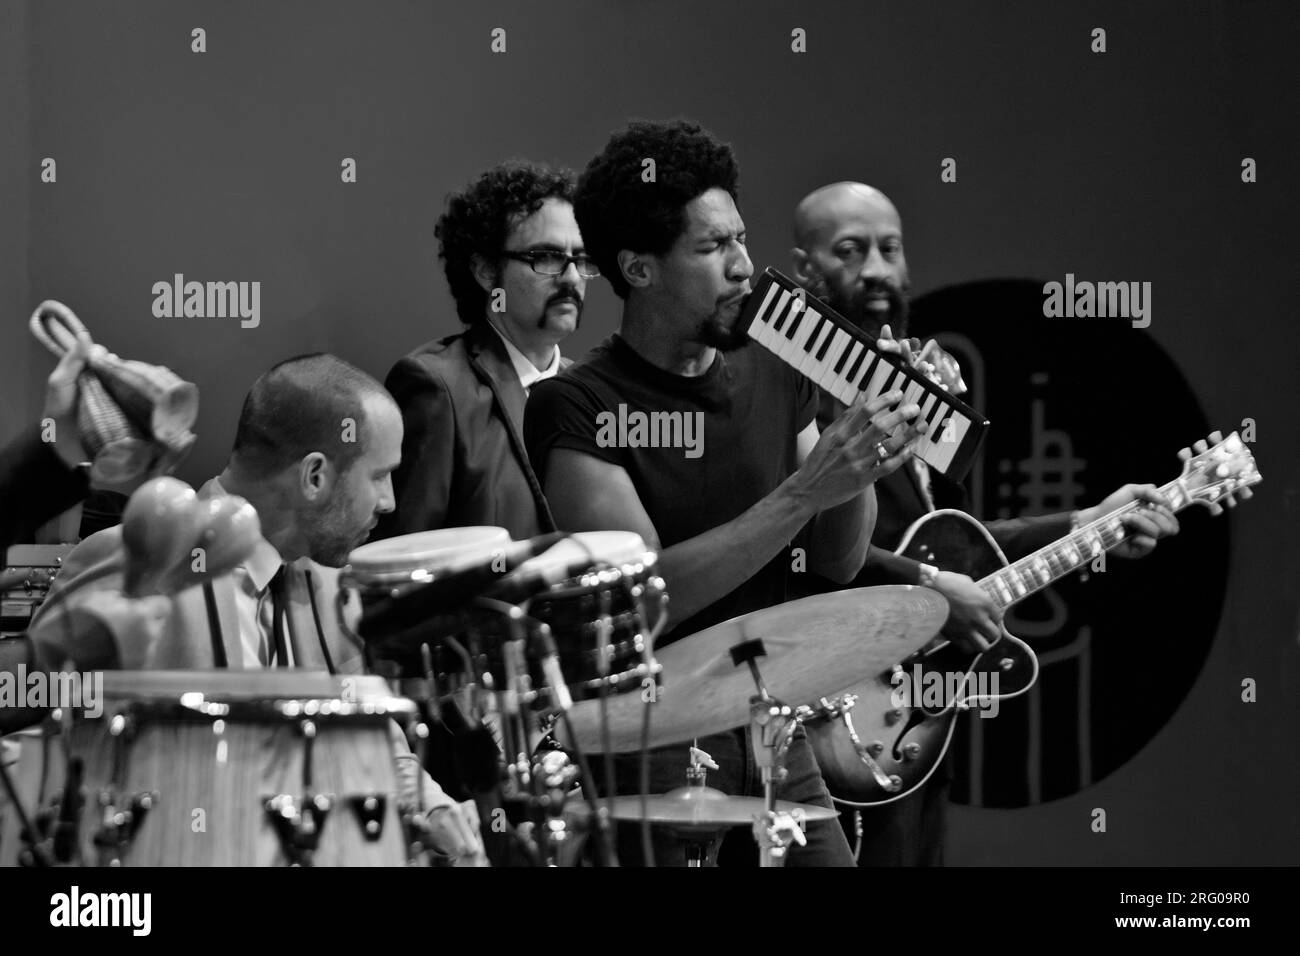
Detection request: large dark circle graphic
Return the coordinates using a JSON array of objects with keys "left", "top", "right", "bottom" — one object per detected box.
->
[{"left": 910, "top": 279, "right": 1229, "bottom": 808}]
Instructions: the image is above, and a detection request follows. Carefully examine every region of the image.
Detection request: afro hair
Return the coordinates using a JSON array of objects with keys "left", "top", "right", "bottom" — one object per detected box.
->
[{"left": 574, "top": 119, "right": 740, "bottom": 299}]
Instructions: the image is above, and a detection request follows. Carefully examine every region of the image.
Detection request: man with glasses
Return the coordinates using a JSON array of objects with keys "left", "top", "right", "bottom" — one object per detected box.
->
[
  {"left": 375, "top": 160, "right": 595, "bottom": 545},
  {"left": 374, "top": 162, "right": 594, "bottom": 862}
]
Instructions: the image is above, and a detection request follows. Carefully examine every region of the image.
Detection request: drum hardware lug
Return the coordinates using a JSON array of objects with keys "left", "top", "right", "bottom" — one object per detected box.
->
[
  {"left": 866, "top": 741, "right": 885, "bottom": 758},
  {"left": 884, "top": 707, "right": 904, "bottom": 725},
  {"left": 901, "top": 742, "right": 922, "bottom": 761},
  {"left": 264, "top": 793, "right": 333, "bottom": 866},
  {"left": 347, "top": 794, "right": 387, "bottom": 841},
  {"left": 92, "top": 789, "right": 158, "bottom": 866},
  {"left": 887, "top": 774, "right": 903, "bottom": 790}
]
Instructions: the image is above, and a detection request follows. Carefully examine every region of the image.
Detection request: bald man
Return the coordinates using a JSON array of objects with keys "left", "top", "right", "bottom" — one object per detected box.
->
[
  {"left": 789, "top": 183, "right": 1179, "bottom": 865},
  {"left": 9, "top": 354, "right": 484, "bottom": 862}
]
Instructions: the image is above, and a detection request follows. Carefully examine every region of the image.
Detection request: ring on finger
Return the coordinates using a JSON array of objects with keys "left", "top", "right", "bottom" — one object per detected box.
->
[{"left": 874, "top": 441, "right": 891, "bottom": 463}]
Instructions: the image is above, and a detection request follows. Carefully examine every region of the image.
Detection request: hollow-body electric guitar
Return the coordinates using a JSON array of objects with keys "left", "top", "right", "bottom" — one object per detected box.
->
[{"left": 801, "top": 431, "right": 1261, "bottom": 807}]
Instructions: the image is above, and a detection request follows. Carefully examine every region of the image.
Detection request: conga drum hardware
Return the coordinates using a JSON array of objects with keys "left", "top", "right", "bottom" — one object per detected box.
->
[
  {"left": 91, "top": 787, "right": 156, "bottom": 867},
  {"left": 264, "top": 720, "right": 335, "bottom": 868},
  {"left": 347, "top": 795, "right": 388, "bottom": 842}
]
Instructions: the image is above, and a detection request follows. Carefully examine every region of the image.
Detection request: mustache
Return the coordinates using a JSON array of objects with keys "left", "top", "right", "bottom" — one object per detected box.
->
[
  {"left": 537, "top": 291, "right": 583, "bottom": 330},
  {"left": 547, "top": 290, "right": 583, "bottom": 308}
]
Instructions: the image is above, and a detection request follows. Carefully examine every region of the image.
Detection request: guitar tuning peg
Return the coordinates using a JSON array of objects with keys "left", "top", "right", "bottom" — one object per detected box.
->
[
  {"left": 1177, "top": 447, "right": 1192, "bottom": 462},
  {"left": 1193, "top": 439, "right": 1209, "bottom": 454},
  {"left": 1208, "top": 502, "right": 1224, "bottom": 516},
  {"left": 1224, "top": 493, "right": 1237, "bottom": 508},
  {"left": 1240, "top": 487, "right": 1254, "bottom": 499},
  {"left": 1208, "top": 430, "right": 1223, "bottom": 444}
]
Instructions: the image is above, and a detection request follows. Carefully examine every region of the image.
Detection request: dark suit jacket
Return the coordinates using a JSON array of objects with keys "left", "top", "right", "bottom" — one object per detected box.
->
[
  {"left": 0, "top": 426, "right": 88, "bottom": 554},
  {"left": 375, "top": 322, "right": 557, "bottom": 543}
]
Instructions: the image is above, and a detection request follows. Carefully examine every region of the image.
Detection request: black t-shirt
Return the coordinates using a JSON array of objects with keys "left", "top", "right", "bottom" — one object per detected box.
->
[{"left": 524, "top": 333, "right": 816, "bottom": 644}]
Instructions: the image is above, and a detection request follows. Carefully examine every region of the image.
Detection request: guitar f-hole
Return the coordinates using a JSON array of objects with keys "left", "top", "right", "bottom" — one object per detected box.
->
[{"left": 892, "top": 709, "right": 930, "bottom": 762}]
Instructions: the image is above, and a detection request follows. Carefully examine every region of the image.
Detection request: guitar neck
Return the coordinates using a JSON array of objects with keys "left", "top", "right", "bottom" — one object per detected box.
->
[{"left": 979, "top": 477, "right": 1192, "bottom": 611}]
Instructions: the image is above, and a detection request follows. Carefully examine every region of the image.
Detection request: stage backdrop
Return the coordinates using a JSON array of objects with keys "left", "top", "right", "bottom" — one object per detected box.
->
[{"left": 1, "top": 0, "right": 1296, "bottom": 864}]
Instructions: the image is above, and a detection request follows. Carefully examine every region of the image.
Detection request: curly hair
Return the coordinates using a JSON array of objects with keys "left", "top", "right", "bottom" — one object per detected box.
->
[
  {"left": 436, "top": 160, "right": 576, "bottom": 325},
  {"left": 574, "top": 119, "right": 740, "bottom": 299}
]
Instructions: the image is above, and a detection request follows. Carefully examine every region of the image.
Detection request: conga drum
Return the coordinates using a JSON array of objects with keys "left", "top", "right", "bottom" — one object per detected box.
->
[{"left": 40, "top": 671, "right": 415, "bottom": 866}]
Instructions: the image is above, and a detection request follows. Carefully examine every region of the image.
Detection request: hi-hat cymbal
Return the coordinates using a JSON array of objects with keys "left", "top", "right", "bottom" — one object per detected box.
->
[
  {"left": 607, "top": 786, "right": 838, "bottom": 830},
  {"left": 565, "top": 585, "right": 948, "bottom": 753}
]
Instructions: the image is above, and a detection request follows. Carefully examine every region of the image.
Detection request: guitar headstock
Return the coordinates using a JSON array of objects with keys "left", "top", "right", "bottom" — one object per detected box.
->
[{"left": 1176, "top": 430, "right": 1262, "bottom": 515}]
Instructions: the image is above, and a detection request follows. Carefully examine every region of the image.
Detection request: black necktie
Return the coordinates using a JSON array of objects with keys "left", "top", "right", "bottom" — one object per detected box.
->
[{"left": 267, "top": 564, "right": 290, "bottom": 667}]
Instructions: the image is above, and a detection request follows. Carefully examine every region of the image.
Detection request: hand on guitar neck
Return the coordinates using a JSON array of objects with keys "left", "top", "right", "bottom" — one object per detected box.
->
[
  {"left": 1072, "top": 483, "right": 1180, "bottom": 559},
  {"left": 920, "top": 482, "right": 1180, "bottom": 651}
]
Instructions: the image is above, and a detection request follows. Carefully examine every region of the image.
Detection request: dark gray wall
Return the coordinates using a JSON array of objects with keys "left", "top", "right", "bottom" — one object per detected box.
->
[{"left": 2, "top": 0, "right": 1296, "bottom": 863}]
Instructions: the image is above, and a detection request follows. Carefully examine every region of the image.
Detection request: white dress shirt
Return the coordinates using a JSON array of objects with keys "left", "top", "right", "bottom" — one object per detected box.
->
[
  {"left": 485, "top": 321, "right": 561, "bottom": 393},
  {"left": 209, "top": 477, "right": 295, "bottom": 668}
]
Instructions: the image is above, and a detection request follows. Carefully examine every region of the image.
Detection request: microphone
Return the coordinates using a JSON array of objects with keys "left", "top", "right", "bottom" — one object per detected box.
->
[{"left": 358, "top": 532, "right": 566, "bottom": 640}]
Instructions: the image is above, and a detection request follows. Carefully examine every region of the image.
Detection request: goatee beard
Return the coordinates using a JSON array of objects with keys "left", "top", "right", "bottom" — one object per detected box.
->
[{"left": 697, "top": 312, "right": 751, "bottom": 352}]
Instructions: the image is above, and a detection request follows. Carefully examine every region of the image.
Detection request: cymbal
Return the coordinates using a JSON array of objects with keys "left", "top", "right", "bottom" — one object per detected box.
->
[
  {"left": 607, "top": 786, "right": 838, "bottom": 830},
  {"left": 565, "top": 585, "right": 948, "bottom": 753}
]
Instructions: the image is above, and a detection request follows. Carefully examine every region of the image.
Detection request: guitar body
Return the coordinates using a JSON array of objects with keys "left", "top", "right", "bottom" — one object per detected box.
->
[
  {"left": 804, "top": 510, "right": 1040, "bottom": 807},
  {"left": 804, "top": 432, "right": 1260, "bottom": 807}
]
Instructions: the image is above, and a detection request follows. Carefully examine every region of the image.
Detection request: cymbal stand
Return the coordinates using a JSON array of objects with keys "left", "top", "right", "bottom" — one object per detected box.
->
[
  {"left": 730, "top": 639, "right": 801, "bottom": 868},
  {"left": 679, "top": 749, "right": 717, "bottom": 868}
]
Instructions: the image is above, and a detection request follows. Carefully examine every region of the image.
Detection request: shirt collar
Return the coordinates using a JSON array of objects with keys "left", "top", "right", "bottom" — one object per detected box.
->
[
  {"left": 207, "top": 476, "right": 284, "bottom": 592},
  {"left": 486, "top": 321, "right": 561, "bottom": 391}
]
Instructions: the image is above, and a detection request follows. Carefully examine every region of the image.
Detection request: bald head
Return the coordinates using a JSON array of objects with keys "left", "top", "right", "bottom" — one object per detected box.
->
[
  {"left": 231, "top": 353, "right": 393, "bottom": 477},
  {"left": 790, "top": 182, "right": 910, "bottom": 337},
  {"left": 792, "top": 182, "right": 900, "bottom": 248},
  {"left": 225, "top": 353, "right": 401, "bottom": 566}
]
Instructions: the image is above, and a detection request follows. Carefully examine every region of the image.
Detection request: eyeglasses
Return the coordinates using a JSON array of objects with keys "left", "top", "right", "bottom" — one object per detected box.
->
[{"left": 502, "top": 250, "right": 600, "bottom": 278}]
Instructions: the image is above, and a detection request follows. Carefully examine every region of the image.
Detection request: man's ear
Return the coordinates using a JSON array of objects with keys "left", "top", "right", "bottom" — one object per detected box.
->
[
  {"left": 790, "top": 246, "right": 812, "bottom": 284},
  {"left": 471, "top": 254, "right": 498, "bottom": 294},
  {"left": 298, "top": 452, "right": 334, "bottom": 503},
  {"left": 617, "top": 249, "right": 654, "bottom": 291}
]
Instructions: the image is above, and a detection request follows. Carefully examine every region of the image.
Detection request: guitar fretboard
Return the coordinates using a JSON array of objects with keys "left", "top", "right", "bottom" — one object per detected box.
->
[{"left": 979, "top": 478, "right": 1192, "bottom": 609}]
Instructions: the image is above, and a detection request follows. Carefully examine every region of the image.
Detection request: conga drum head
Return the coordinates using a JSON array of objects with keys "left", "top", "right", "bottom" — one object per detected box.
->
[{"left": 345, "top": 526, "right": 511, "bottom": 587}]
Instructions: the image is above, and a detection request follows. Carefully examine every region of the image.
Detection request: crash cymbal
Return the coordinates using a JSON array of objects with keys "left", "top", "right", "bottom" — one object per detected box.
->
[
  {"left": 607, "top": 786, "right": 838, "bottom": 830},
  {"left": 565, "top": 585, "right": 948, "bottom": 753}
]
